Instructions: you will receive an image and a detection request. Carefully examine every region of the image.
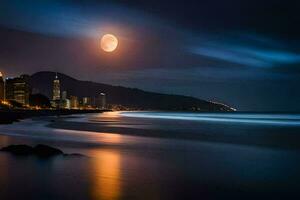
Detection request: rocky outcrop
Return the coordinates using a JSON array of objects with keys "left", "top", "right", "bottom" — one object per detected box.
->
[{"left": 0, "top": 144, "right": 83, "bottom": 158}]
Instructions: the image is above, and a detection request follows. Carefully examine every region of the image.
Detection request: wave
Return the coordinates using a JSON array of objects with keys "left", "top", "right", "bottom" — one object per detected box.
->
[{"left": 120, "top": 112, "right": 300, "bottom": 126}]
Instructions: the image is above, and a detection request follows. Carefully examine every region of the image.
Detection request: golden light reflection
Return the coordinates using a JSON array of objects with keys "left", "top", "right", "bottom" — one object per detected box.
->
[
  {"left": 98, "top": 111, "right": 121, "bottom": 119},
  {"left": 99, "top": 133, "right": 122, "bottom": 144},
  {"left": 0, "top": 136, "right": 13, "bottom": 147},
  {"left": 90, "top": 149, "right": 121, "bottom": 200}
]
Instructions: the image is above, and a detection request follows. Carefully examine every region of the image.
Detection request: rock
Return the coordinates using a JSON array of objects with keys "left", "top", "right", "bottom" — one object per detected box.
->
[
  {"left": 0, "top": 144, "right": 85, "bottom": 158},
  {"left": 33, "top": 144, "right": 63, "bottom": 157},
  {"left": 1, "top": 144, "right": 63, "bottom": 157},
  {"left": 0, "top": 144, "right": 33, "bottom": 155}
]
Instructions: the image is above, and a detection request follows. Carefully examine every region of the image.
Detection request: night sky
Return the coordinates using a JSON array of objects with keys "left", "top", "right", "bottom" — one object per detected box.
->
[{"left": 0, "top": 0, "right": 300, "bottom": 111}]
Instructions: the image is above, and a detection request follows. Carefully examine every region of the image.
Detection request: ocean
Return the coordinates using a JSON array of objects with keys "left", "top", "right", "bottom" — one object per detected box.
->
[{"left": 0, "top": 111, "right": 300, "bottom": 199}]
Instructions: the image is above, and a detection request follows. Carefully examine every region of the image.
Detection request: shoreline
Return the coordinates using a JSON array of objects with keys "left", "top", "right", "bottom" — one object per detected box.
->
[
  {"left": 47, "top": 114, "right": 300, "bottom": 149},
  {"left": 0, "top": 109, "right": 109, "bottom": 124},
  {"left": 1, "top": 111, "right": 300, "bottom": 149}
]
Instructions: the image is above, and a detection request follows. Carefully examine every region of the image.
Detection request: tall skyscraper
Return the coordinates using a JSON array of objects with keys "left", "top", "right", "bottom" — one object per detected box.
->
[
  {"left": 5, "top": 78, "right": 14, "bottom": 101},
  {"left": 5, "top": 75, "right": 30, "bottom": 105},
  {"left": 0, "top": 72, "right": 4, "bottom": 101},
  {"left": 52, "top": 73, "right": 60, "bottom": 101},
  {"left": 97, "top": 93, "right": 106, "bottom": 109}
]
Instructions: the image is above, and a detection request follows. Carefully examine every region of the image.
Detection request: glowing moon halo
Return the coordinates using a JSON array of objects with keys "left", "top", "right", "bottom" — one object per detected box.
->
[{"left": 100, "top": 34, "right": 118, "bottom": 52}]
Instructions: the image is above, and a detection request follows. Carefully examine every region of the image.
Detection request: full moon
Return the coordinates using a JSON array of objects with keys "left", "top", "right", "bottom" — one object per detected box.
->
[{"left": 100, "top": 34, "right": 118, "bottom": 52}]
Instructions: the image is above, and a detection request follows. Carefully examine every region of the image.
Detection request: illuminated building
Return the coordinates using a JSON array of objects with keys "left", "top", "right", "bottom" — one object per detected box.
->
[
  {"left": 5, "top": 78, "right": 14, "bottom": 101},
  {"left": 97, "top": 93, "right": 106, "bottom": 109},
  {"left": 0, "top": 72, "right": 4, "bottom": 100},
  {"left": 83, "top": 97, "right": 91, "bottom": 107},
  {"left": 60, "top": 98, "right": 70, "bottom": 109},
  {"left": 60, "top": 91, "right": 70, "bottom": 109},
  {"left": 62, "top": 91, "right": 67, "bottom": 100},
  {"left": 65, "top": 99, "right": 71, "bottom": 109},
  {"left": 5, "top": 75, "right": 30, "bottom": 105},
  {"left": 70, "top": 95, "right": 79, "bottom": 109},
  {"left": 52, "top": 73, "right": 60, "bottom": 101},
  {"left": 51, "top": 73, "right": 61, "bottom": 108}
]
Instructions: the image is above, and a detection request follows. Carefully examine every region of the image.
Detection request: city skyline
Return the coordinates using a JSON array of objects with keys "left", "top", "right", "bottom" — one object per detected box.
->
[
  {"left": 0, "top": 71, "right": 107, "bottom": 110},
  {"left": 0, "top": 70, "right": 232, "bottom": 111}
]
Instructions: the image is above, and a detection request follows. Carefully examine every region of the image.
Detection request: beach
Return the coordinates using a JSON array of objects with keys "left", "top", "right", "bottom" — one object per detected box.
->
[{"left": 0, "top": 111, "right": 300, "bottom": 199}]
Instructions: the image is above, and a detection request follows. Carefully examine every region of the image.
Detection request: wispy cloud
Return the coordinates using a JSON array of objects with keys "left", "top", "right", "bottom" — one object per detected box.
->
[
  {"left": 189, "top": 34, "right": 300, "bottom": 68},
  {"left": 235, "top": 47, "right": 300, "bottom": 64}
]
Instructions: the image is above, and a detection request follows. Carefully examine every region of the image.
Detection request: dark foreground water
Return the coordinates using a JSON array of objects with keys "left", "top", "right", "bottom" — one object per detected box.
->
[{"left": 0, "top": 111, "right": 300, "bottom": 200}]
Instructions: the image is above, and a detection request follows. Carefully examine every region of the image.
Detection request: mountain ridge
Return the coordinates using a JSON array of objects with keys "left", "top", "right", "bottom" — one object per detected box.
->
[{"left": 29, "top": 71, "right": 235, "bottom": 111}]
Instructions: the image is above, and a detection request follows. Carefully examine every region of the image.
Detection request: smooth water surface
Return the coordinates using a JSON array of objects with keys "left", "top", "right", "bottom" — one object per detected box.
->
[{"left": 0, "top": 111, "right": 300, "bottom": 199}]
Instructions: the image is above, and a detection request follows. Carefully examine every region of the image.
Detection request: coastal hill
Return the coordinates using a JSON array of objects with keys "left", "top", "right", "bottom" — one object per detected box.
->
[{"left": 30, "top": 71, "right": 234, "bottom": 111}]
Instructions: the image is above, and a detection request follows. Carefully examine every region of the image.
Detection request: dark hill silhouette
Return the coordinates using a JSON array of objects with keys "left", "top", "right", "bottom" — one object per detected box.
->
[{"left": 29, "top": 71, "right": 234, "bottom": 111}]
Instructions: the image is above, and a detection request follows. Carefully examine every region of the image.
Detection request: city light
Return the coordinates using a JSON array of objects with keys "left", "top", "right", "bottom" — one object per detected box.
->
[{"left": 0, "top": 71, "right": 108, "bottom": 111}]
